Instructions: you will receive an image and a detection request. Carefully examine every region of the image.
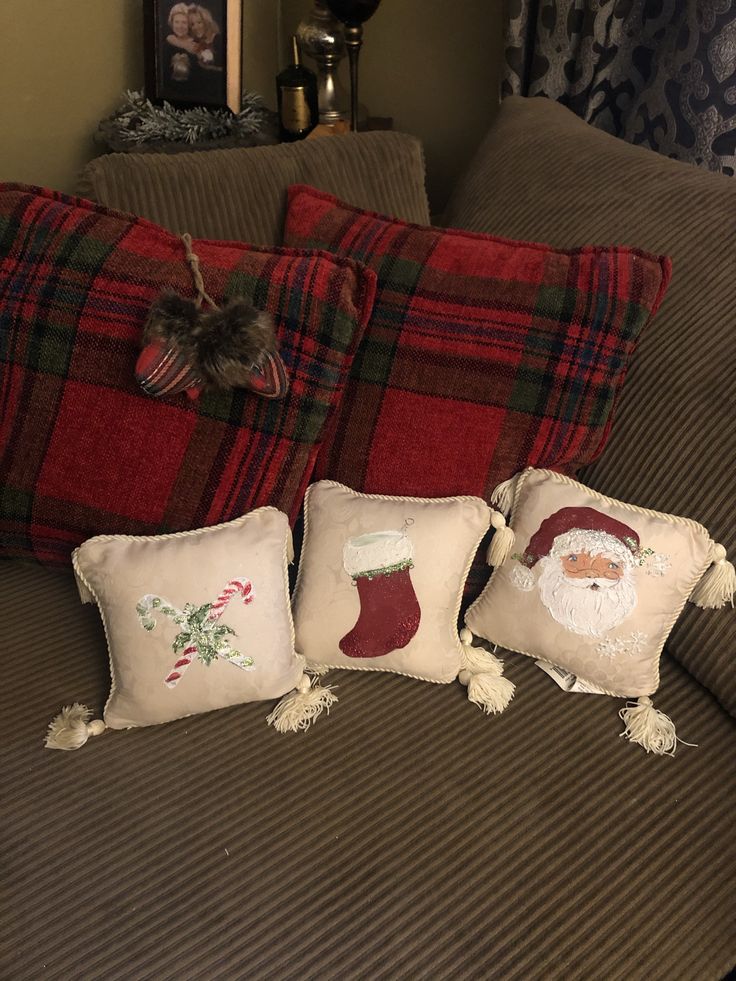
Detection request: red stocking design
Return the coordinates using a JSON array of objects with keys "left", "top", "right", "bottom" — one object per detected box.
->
[{"left": 339, "top": 530, "right": 421, "bottom": 659}]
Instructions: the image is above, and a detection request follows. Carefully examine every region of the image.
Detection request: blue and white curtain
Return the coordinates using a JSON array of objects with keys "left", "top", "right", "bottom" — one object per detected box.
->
[{"left": 503, "top": 0, "right": 736, "bottom": 175}]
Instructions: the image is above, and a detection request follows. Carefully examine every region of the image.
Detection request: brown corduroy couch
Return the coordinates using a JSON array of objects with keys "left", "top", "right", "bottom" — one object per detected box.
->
[{"left": 2, "top": 112, "right": 735, "bottom": 981}]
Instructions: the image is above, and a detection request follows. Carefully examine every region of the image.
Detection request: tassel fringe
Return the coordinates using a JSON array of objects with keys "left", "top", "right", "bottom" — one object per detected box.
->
[
  {"left": 266, "top": 674, "right": 337, "bottom": 732},
  {"left": 304, "top": 662, "right": 331, "bottom": 677},
  {"left": 45, "top": 703, "right": 106, "bottom": 751},
  {"left": 490, "top": 475, "right": 518, "bottom": 515},
  {"left": 618, "top": 696, "right": 694, "bottom": 756},
  {"left": 690, "top": 543, "right": 736, "bottom": 609},
  {"left": 487, "top": 510, "right": 515, "bottom": 567},
  {"left": 458, "top": 627, "right": 515, "bottom": 714}
]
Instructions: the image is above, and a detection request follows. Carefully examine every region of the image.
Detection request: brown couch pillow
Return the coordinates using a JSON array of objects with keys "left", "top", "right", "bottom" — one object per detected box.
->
[
  {"left": 445, "top": 95, "right": 736, "bottom": 716},
  {"left": 78, "top": 132, "right": 430, "bottom": 246}
]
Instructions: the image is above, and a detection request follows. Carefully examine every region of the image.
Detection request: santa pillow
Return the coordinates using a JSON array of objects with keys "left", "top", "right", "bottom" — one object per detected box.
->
[{"left": 464, "top": 469, "right": 735, "bottom": 754}]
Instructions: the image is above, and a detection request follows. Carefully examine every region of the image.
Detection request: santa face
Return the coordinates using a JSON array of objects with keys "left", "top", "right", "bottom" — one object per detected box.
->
[{"left": 537, "top": 544, "right": 637, "bottom": 637}]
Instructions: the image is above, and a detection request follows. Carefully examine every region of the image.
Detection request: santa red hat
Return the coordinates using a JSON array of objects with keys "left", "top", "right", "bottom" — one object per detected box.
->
[{"left": 519, "top": 507, "right": 640, "bottom": 568}]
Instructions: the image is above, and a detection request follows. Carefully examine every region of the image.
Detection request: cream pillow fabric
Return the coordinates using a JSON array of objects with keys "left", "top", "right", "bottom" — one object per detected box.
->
[
  {"left": 46, "top": 508, "right": 335, "bottom": 748},
  {"left": 292, "top": 480, "right": 514, "bottom": 709},
  {"left": 465, "top": 469, "right": 734, "bottom": 753}
]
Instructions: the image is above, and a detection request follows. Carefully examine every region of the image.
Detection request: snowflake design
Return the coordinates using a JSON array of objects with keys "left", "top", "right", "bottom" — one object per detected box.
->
[
  {"left": 645, "top": 552, "right": 671, "bottom": 576},
  {"left": 596, "top": 631, "right": 648, "bottom": 660}
]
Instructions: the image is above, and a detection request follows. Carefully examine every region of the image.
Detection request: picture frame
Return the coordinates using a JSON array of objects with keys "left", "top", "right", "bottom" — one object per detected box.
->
[{"left": 143, "top": 0, "right": 242, "bottom": 113}]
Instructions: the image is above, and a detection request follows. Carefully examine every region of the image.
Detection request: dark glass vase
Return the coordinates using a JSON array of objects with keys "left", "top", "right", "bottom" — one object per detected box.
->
[
  {"left": 325, "top": 0, "right": 381, "bottom": 25},
  {"left": 324, "top": 0, "right": 382, "bottom": 131}
]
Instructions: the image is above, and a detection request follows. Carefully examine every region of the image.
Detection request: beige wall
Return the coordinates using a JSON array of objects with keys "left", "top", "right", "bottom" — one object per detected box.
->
[
  {"left": 0, "top": 0, "right": 144, "bottom": 194},
  {"left": 0, "top": 0, "right": 501, "bottom": 211},
  {"left": 279, "top": 0, "right": 502, "bottom": 212}
]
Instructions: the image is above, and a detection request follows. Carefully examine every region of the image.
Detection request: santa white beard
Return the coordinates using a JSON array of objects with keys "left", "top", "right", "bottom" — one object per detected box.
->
[{"left": 536, "top": 555, "right": 638, "bottom": 637}]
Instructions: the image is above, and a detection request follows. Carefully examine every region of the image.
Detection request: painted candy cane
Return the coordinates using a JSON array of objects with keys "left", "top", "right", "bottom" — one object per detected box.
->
[
  {"left": 208, "top": 578, "right": 255, "bottom": 619},
  {"left": 136, "top": 595, "right": 194, "bottom": 688},
  {"left": 206, "top": 578, "right": 256, "bottom": 674},
  {"left": 136, "top": 581, "right": 256, "bottom": 688}
]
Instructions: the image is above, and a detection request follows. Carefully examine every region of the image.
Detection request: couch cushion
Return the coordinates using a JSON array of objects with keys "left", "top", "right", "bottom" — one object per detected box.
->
[
  {"left": 78, "top": 132, "right": 430, "bottom": 246},
  {"left": 293, "top": 480, "right": 491, "bottom": 682},
  {"left": 70, "top": 508, "right": 305, "bottom": 731},
  {"left": 283, "top": 183, "right": 671, "bottom": 600},
  {"left": 0, "top": 184, "right": 375, "bottom": 564},
  {"left": 466, "top": 469, "right": 716, "bottom": 725},
  {"left": 444, "top": 95, "right": 736, "bottom": 717},
  {"left": 2, "top": 556, "right": 734, "bottom": 979}
]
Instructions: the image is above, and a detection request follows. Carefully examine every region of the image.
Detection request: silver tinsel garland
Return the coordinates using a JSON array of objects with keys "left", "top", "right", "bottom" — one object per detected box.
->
[{"left": 97, "top": 90, "right": 274, "bottom": 150}]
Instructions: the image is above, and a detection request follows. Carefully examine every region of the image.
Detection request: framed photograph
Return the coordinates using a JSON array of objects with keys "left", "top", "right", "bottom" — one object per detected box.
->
[{"left": 143, "top": 0, "right": 242, "bottom": 112}]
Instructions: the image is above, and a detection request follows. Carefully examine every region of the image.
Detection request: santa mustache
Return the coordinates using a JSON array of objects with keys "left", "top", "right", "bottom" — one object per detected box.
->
[
  {"left": 537, "top": 554, "right": 637, "bottom": 637},
  {"left": 562, "top": 574, "right": 620, "bottom": 590}
]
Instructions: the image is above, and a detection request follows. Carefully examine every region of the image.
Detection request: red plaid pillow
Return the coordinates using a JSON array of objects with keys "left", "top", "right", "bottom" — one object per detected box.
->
[
  {"left": 283, "top": 185, "right": 671, "bottom": 498},
  {"left": 0, "top": 185, "right": 376, "bottom": 564}
]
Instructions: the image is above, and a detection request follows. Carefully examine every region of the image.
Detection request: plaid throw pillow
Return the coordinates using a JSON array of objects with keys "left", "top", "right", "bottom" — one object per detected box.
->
[
  {"left": 0, "top": 185, "right": 376, "bottom": 564},
  {"left": 283, "top": 185, "right": 671, "bottom": 596}
]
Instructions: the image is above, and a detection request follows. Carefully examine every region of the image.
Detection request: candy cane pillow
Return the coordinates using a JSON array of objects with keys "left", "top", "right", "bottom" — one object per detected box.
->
[{"left": 46, "top": 508, "right": 335, "bottom": 749}]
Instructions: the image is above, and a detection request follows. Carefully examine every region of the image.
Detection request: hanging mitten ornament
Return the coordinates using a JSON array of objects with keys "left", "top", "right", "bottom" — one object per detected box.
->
[
  {"left": 339, "top": 529, "right": 421, "bottom": 658},
  {"left": 135, "top": 233, "right": 289, "bottom": 400}
]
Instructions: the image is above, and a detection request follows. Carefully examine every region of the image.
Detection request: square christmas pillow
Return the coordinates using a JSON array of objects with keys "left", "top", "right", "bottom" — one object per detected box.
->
[
  {"left": 45, "top": 508, "right": 335, "bottom": 750},
  {"left": 464, "top": 469, "right": 735, "bottom": 754},
  {"left": 0, "top": 184, "right": 376, "bottom": 564},
  {"left": 291, "top": 480, "right": 515, "bottom": 712}
]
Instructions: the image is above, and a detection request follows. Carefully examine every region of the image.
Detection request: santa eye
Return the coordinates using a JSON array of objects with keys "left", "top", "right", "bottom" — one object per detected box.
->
[
  {"left": 568, "top": 554, "right": 577, "bottom": 562},
  {"left": 608, "top": 562, "right": 619, "bottom": 570}
]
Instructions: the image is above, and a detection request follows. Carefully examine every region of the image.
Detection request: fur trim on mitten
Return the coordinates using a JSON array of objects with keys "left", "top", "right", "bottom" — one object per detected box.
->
[{"left": 196, "top": 300, "right": 277, "bottom": 387}]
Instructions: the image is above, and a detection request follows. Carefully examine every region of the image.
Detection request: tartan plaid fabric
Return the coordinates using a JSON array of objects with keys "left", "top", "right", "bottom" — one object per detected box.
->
[
  {"left": 0, "top": 185, "right": 376, "bottom": 564},
  {"left": 283, "top": 184, "right": 671, "bottom": 598}
]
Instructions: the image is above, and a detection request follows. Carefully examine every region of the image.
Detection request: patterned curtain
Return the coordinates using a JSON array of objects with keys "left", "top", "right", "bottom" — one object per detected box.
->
[{"left": 503, "top": 0, "right": 736, "bottom": 174}]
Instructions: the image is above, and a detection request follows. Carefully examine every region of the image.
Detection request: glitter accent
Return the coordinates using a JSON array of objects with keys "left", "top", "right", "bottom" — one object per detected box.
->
[{"left": 351, "top": 559, "right": 414, "bottom": 581}]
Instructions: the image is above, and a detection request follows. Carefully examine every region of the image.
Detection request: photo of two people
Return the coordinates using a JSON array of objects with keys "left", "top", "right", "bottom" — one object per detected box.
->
[{"left": 159, "top": 1, "right": 225, "bottom": 105}]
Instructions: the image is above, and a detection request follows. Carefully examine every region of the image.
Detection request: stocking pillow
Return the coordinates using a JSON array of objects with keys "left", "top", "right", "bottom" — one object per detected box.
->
[
  {"left": 464, "top": 469, "right": 735, "bottom": 754},
  {"left": 45, "top": 508, "right": 336, "bottom": 750},
  {"left": 292, "top": 480, "right": 515, "bottom": 712}
]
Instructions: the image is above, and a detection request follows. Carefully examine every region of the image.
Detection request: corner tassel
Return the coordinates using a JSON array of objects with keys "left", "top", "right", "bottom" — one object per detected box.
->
[
  {"left": 487, "top": 510, "right": 515, "bottom": 567},
  {"left": 490, "top": 474, "right": 519, "bottom": 516},
  {"left": 458, "top": 627, "right": 515, "bottom": 714},
  {"left": 618, "top": 696, "right": 694, "bottom": 756},
  {"left": 287, "top": 527, "right": 295, "bottom": 565},
  {"left": 690, "top": 543, "right": 736, "bottom": 609},
  {"left": 45, "top": 703, "right": 106, "bottom": 751},
  {"left": 266, "top": 674, "right": 337, "bottom": 733}
]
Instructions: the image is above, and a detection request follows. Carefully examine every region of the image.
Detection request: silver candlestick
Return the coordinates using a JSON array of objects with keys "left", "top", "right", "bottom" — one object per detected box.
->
[{"left": 296, "top": 2, "right": 348, "bottom": 125}]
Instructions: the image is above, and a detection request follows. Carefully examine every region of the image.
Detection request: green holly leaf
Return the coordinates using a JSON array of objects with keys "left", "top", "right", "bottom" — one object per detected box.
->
[
  {"left": 161, "top": 606, "right": 176, "bottom": 616},
  {"left": 173, "top": 632, "right": 191, "bottom": 652},
  {"left": 151, "top": 597, "right": 161, "bottom": 608},
  {"left": 142, "top": 619, "right": 155, "bottom": 632}
]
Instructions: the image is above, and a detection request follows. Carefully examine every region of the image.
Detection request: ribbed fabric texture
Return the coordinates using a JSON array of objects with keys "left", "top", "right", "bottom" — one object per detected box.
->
[
  {"left": 445, "top": 96, "right": 736, "bottom": 717},
  {"left": 77, "top": 132, "right": 430, "bottom": 245},
  {"left": 2, "top": 559, "right": 735, "bottom": 980}
]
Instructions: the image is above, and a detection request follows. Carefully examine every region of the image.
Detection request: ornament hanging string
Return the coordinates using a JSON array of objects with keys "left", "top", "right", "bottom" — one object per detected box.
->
[{"left": 181, "top": 232, "right": 218, "bottom": 311}]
